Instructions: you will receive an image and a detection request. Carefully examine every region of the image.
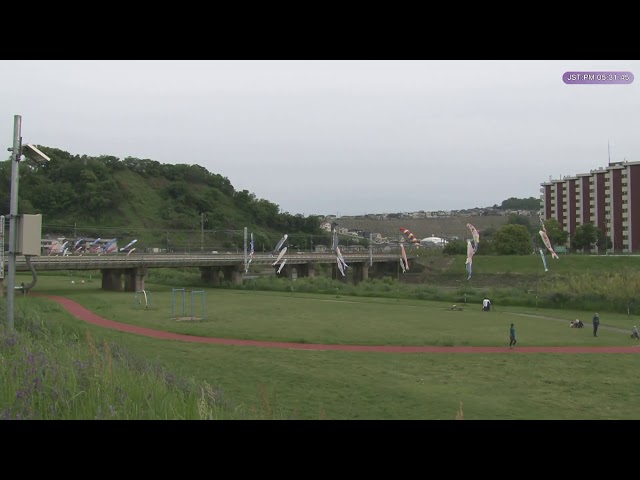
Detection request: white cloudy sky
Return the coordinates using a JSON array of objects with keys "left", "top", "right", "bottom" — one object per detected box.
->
[{"left": 1, "top": 60, "right": 638, "bottom": 216}]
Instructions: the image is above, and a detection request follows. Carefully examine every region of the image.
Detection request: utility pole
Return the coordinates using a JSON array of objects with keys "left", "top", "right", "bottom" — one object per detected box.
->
[
  {"left": 200, "top": 213, "right": 206, "bottom": 252},
  {"left": 243, "top": 226, "right": 247, "bottom": 272},
  {"left": 369, "top": 232, "right": 373, "bottom": 266},
  {"left": 7, "top": 115, "right": 22, "bottom": 330}
]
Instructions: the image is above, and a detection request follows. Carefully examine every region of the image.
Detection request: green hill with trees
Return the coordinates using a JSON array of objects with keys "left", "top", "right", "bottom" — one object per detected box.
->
[{"left": 0, "top": 147, "right": 327, "bottom": 252}]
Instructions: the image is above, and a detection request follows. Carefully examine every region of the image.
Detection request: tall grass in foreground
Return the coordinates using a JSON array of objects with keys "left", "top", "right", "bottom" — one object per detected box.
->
[{"left": 0, "top": 303, "right": 286, "bottom": 420}]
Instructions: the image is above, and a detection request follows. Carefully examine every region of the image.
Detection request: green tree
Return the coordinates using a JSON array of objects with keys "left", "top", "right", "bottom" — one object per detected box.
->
[
  {"left": 507, "top": 213, "right": 536, "bottom": 235},
  {"left": 443, "top": 239, "right": 466, "bottom": 255},
  {"left": 571, "top": 223, "right": 598, "bottom": 252},
  {"left": 500, "top": 197, "right": 541, "bottom": 211},
  {"left": 493, "top": 224, "right": 532, "bottom": 255},
  {"left": 481, "top": 226, "right": 496, "bottom": 239},
  {"left": 596, "top": 228, "right": 612, "bottom": 253},
  {"left": 541, "top": 218, "right": 569, "bottom": 247},
  {"left": 474, "top": 239, "right": 494, "bottom": 255}
]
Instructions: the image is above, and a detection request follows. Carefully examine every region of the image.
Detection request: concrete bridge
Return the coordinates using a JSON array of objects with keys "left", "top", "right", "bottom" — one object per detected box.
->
[{"left": 8, "top": 252, "right": 412, "bottom": 292}]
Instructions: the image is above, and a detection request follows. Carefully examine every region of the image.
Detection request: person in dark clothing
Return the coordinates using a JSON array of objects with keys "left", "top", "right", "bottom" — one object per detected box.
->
[
  {"left": 592, "top": 313, "right": 600, "bottom": 337},
  {"left": 509, "top": 323, "right": 516, "bottom": 348}
]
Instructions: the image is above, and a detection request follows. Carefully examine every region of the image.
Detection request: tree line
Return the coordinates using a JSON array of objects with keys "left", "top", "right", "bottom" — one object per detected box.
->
[{"left": 443, "top": 214, "right": 611, "bottom": 255}]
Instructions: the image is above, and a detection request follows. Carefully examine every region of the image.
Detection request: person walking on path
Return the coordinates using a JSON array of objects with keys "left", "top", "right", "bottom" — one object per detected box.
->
[
  {"left": 593, "top": 313, "right": 600, "bottom": 337},
  {"left": 509, "top": 323, "right": 517, "bottom": 348}
]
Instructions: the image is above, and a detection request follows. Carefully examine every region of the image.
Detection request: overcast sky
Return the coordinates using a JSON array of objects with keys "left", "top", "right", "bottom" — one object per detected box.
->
[{"left": 1, "top": 60, "right": 638, "bottom": 216}]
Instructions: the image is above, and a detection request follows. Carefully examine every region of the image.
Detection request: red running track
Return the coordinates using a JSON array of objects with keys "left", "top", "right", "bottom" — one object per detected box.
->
[{"left": 44, "top": 295, "right": 640, "bottom": 354}]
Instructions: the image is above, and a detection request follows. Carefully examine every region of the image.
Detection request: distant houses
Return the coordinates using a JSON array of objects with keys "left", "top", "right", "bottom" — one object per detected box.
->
[
  {"left": 326, "top": 207, "right": 537, "bottom": 221},
  {"left": 319, "top": 206, "right": 535, "bottom": 246}
]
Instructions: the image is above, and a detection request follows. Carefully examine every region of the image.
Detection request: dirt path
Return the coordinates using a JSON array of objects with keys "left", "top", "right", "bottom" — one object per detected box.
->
[{"left": 44, "top": 295, "right": 640, "bottom": 354}]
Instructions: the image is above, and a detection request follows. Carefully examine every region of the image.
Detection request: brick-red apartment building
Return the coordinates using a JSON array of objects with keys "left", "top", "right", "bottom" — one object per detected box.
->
[{"left": 540, "top": 161, "right": 640, "bottom": 253}]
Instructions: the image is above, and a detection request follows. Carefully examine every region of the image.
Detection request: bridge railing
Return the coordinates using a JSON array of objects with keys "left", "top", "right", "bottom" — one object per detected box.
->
[{"left": 10, "top": 252, "right": 408, "bottom": 271}]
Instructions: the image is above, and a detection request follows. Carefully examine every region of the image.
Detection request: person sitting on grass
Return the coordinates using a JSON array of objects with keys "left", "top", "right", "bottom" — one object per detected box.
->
[{"left": 631, "top": 326, "right": 639, "bottom": 340}]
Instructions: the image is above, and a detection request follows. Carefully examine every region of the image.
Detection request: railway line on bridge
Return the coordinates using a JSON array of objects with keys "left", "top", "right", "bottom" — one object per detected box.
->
[{"left": 12, "top": 252, "right": 406, "bottom": 271}]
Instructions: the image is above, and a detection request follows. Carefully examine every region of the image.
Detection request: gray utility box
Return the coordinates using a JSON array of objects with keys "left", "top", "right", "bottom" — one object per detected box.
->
[{"left": 17, "top": 214, "right": 43, "bottom": 256}]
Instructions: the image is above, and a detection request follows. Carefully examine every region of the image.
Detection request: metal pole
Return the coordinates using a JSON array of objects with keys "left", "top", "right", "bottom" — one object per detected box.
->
[
  {"left": 243, "top": 226, "right": 247, "bottom": 272},
  {"left": 7, "top": 115, "right": 22, "bottom": 330},
  {"left": 369, "top": 233, "right": 373, "bottom": 266},
  {"left": 200, "top": 213, "right": 205, "bottom": 252},
  {"left": 397, "top": 234, "right": 401, "bottom": 291}
]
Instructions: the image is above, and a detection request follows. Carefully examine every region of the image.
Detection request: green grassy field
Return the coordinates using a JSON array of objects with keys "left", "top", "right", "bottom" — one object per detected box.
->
[
  {"left": 440, "top": 253, "right": 640, "bottom": 275},
  {"left": 6, "top": 273, "right": 640, "bottom": 420},
  {"left": 20, "top": 274, "right": 640, "bottom": 347}
]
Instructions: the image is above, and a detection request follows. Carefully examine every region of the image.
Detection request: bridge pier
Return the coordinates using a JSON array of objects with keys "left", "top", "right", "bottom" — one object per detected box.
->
[
  {"left": 222, "top": 266, "right": 243, "bottom": 285},
  {"left": 101, "top": 268, "right": 124, "bottom": 291},
  {"left": 124, "top": 267, "right": 147, "bottom": 292},
  {"left": 371, "top": 261, "right": 399, "bottom": 277},
  {"left": 200, "top": 266, "right": 221, "bottom": 286},
  {"left": 352, "top": 263, "right": 369, "bottom": 285},
  {"left": 296, "top": 263, "right": 315, "bottom": 278}
]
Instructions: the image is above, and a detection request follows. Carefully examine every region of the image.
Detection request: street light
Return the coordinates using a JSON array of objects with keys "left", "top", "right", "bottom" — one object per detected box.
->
[{"left": 5, "top": 116, "right": 50, "bottom": 330}]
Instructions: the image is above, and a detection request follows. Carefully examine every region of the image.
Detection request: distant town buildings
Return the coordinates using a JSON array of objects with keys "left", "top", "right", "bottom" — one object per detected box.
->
[
  {"left": 321, "top": 206, "right": 532, "bottom": 247},
  {"left": 326, "top": 206, "right": 531, "bottom": 222},
  {"left": 540, "top": 160, "right": 640, "bottom": 253}
]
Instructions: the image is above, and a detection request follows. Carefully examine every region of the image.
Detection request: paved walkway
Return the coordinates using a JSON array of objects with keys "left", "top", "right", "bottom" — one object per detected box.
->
[{"left": 43, "top": 295, "right": 640, "bottom": 354}]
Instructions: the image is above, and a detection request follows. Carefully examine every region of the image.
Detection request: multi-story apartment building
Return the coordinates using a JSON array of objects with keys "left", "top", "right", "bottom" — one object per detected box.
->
[{"left": 540, "top": 160, "right": 640, "bottom": 253}]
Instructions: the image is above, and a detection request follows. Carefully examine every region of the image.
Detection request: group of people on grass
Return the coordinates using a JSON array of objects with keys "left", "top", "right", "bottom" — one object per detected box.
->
[
  {"left": 484, "top": 304, "right": 639, "bottom": 347},
  {"left": 569, "top": 314, "right": 639, "bottom": 340},
  {"left": 478, "top": 298, "right": 639, "bottom": 346}
]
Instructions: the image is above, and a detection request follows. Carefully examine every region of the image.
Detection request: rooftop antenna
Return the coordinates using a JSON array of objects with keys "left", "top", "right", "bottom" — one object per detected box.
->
[{"left": 608, "top": 140, "right": 611, "bottom": 166}]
